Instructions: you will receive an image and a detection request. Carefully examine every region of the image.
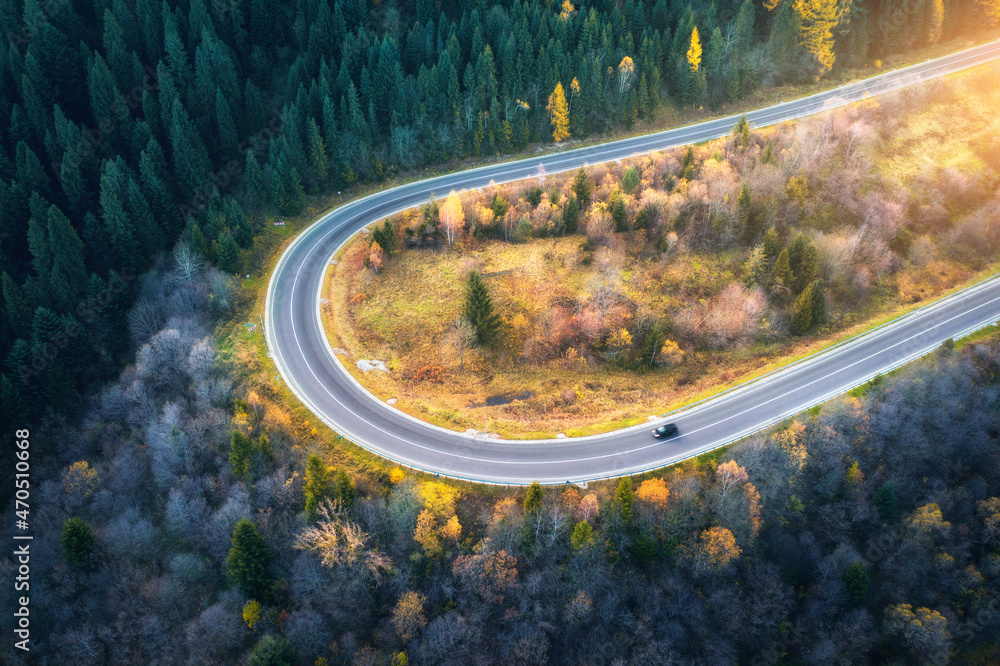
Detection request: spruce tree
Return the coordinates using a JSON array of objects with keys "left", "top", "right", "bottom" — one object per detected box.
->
[
  {"left": 523, "top": 481, "right": 543, "bottom": 514},
  {"left": 334, "top": 468, "right": 356, "bottom": 506},
  {"left": 810, "top": 279, "right": 826, "bottom": 325},
  {"left": 463, "top": 270, "right": 501, "bottom": 346},
  {"left": 225, "top": 518, "right": 273, "bottom": 598},
  {"left": 230, "top": 430, "right": 252, "bottom": 479},
  {"left": 876, "top": 482, "right": 898, "bottom": 522},
  {"left": 790, "top": 281, "right": 816, "bottom": 335},
  {"left": 616, "top": 478, "right": 635, "bottom": 524},
  {"left": 572, "top": 168, "right": 592, "bottom": 206},
  {"left": 762, "top": 228, "right": 782, "bottom": 262},
  {"left": 216, "top": 231, "right": 240, "bottom": 273},
  {"left": 46, "top": 206, "right": 87, "bottom": 311},
  {"left": 770, "top": 248, "right": 793, "bottom": 293},
  {"left": 244, "top": 151, "right": 265, "bottom": 208},
  {"left": 788, "top": 233, "right": 819, "bottom": 293},
  {"left": 62, "top": 517, "right": 95, "bottom": 571},
  {"left": 303, "top": 454, "right": 331, "bottom": 518}
]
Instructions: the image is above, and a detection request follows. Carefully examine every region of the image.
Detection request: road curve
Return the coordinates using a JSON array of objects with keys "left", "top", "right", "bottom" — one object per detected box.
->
[{"left": 266, "top": 40, "right": 1000, "bottom": 485}]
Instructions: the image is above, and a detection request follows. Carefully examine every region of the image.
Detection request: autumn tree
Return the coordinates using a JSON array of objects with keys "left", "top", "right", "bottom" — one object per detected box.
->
[
  {"left": 547, "top": 83, "right": 570, "bottom": 142},
  {"left": 463, "top": 271, "right": 501, "bottom": 346},
  {"left": 884, "top": 604, "right": 952, "bottom": 665},
  {"left": 391, "top": 591, "right": 428, "bottom": 643},
  {"left": 448, "top": 317, "right": 476, "bottom": 370},
  {"left": 440, "top": 191, "right": 465, "bottom": 247},
  {"left": 414, "top": 509, "right": 443, "bottom": 557},
  {"left": 795, "top": 0, "right": 839, "bottom": 75},
  {"left": 248, "top": 636, "right": 297, "bottom": 666},
  {"left": 691, "top": 526, "right": 742, "bottom": 574},
  {"left": 684, "top": 27, "right": 705, "bottom": 103}
]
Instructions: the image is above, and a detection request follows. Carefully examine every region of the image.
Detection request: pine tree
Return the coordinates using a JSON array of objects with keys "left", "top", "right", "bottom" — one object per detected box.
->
[
  {"left": 334, "top": 468, "right": 356, "bottom": 506},
  {"left": 810, "top": 279, "right": 826, "bottom": 326},
  {"left": 732, "top": 115, "right": 751, "bottom": 149},
  {"left": 62, "top": 517, "right": 96, "bottom": 570},
  {"left": 571, "top": 520, "right": 594, "bottom": 550},
  {"left": 876, "top": 482, "right": 898, "bottom": 522},
  {"left": 230, "top": 430, "right": 253, "bottom": 479},
  {"left": 523, "top": 481, "right": 543, "bottom": 514},
  {"left": 790, "top": 281, "right": 816, "bottom": 335},
  {"left": 216, "top": 231, "right": 240, "bottom": 272},
  {"left": 303, "top": 454, "right": 331, "bottom": 518},
  {"left": 795, "top": 0, "right": 839, "bottom": 74},
  {"left": 771, "top": 248, "right": 793, "bottom": 292},
  {"left": 547, "top": 82, "right": 570, "bottom": 142},
  {"left": 763, "top": 228, "right": 782, "bottom": 262},
  {"left": 563, "top": 196, "right": 580, "bottom": 233},
  {"left": 788, "top": 233, "right": 819, "bottom": 293},
  {"left": 46, "top": 206, "right": 87, "bottom": 311},
  {"left": 734, "top": 0, "right": 756, "bottom": 60},
  {"left": 572, "top": 168, "right": 592, "bottom": 206},
  {"left": 170, "top": 100, "right": 214, "bottom": 197},
  {"left": 244, "top": 151, "right": 265, "bottom": 208},
  {"left": 463, "top": 270, "right": 501, "bottom": 346},
  {"left": 2, "top": 273, "right": 31, "bottom": 337},
  {"left": 684, "top": 26, "right": 704, "bottom": 104},
  {"left": 844, "top": 561, "right": 869, "bottom": 603},
  {"left": 616, "top": 478, "right": 635, "bottom": 524},
  {"left": 768, "top": 0, "right": 803, "bottom": 80},
  {"left": 215, "top": 88, "right": 240, "bottom": 158},
  {"left": 306, "top": 117, "right": 329, "bottom": 186},
  {"left": 225, "top": 518, "right": 273, "bottom": 598},
  {"left": 743, "top": 244, "right": 768, "bottom": 288}
]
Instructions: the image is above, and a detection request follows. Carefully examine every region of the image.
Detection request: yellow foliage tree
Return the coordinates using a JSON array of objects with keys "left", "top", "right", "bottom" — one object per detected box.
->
[
  {"left": 547, "top": 82, "right": 570, "bottom": 142},
  {"left": 389, "top": 467, "right": 406, "bottom": 484},
  {"left": 692, "top": 526, "right": 742, "bottom": 573},
  {"left": 391, "top": 591, "right": 428, "bottom": 642},
  {"left": 419, "top": 481, "right": 458, "bottom": 517},
  {"left": 242, "top": 599, "right": 262, "bottom": 630},
  {"left": 608, "top": 328, "right": 633, "bottom": 352},
  {"left": 794, "top": 0, "right": 839, "bottom": 74},
  {"left": 440, "top": 515, "right": 462, "bottom": 544},
  {"left": 686, "top": 27, "right": 702, "bottom": 72},
  {"left": 658, "top": 339, "right": 684, "bottom": 366},
  {"left": 985, "top": 0, "right": 1000, "bottom": 24},
  {"left": 63, "top": 461, "right": 100, "bottom": 500},
  {"left": 636, "top": 478, "right": 670, "bottom": 508},
  {"left": 440, "top": 191, "right": 465, "bottom": 247},
  {"left": 927, "top": 0, "right": 944, "bottom": 43},
  {"left": 369, "top": 240, "right": 384, "bottom": 273},
  {"left": 414, "top": 509, "right": 443, "bottom": 557}
]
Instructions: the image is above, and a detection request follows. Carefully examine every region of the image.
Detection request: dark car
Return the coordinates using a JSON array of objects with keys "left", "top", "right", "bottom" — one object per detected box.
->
[{"left": 652, "top": 423, "right": 679, "bottom": 439}]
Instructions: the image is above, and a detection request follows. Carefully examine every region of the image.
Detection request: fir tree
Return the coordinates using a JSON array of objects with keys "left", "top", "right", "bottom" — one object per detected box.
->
[
  {"left": 46, "top": 206, "right": 87, "bottom": 311},
  {"left": 216, "top": 231, "right": 240, "bottom": 273},
  {"left": 334, "top": 468, "right": 356, "bottom": 506},
  {"left": 572, "top": 168, "right": 592, "bottom": 206},
  {"left": 523, "top": 481, "right": 543, "bottom": 514},
  {"left": 763, "top": 228, "right": 782, "bottom": 262},
  {"left": 771, "top": 248, "right": 793, "bottom": 293},
  {"left": 230, "top": 430, "right": 253, "bottom": 479},
  {"left": 303, "top": 454, "right": 331, "bottom": 518},
  {"left": 225, "top": 518, "right": 273, "bottom": 598},
  {"left": 62, "top": 517, "right": 95, "bottom": 571},
  {"left": 463, "top": 270, "right": 501, "bottom": 346},
  {"left": 790, "top": 281, "right": 816, "bottom": 335},
  {"left": 788, "top": 233, "right": 819, "bottom": 293},
  {"left": 616, "top": 478, "right": 635, "bottom": 524}
]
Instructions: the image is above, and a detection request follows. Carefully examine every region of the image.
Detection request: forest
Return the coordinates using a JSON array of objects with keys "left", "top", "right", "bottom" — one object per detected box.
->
[
  {"left": 2, "top": 0, "right": 999, "bottom": 437},
  {"left": 1, "top": 240, "right": 998, "bottom": 664},
  {"left": 1, "top": 0, "right": 1000, "bottom": 663},
  {"left": 329, "top": 65, "right": 1000, "bottom": 437}
]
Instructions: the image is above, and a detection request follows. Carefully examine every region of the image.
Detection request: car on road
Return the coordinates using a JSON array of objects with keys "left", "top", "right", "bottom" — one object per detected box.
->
[{"left": 652, "top": 423, "right": 679, "bottom": 439}]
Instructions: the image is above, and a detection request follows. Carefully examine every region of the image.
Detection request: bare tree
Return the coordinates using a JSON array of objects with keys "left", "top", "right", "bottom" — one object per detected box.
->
[{"left": 448, "top": 317, "right": 476, "bottom": 370}]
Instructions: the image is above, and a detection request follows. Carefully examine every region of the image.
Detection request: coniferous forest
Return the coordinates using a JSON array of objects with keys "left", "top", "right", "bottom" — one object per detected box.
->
[
  {"left": 2, "top": 0, "right": 1000, "bottom": 663},
  {"left": 1, "top": 0, "right": 997, "bottom": 431}
]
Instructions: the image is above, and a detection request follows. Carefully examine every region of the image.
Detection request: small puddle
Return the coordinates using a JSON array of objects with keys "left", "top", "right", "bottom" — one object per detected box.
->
[{"left": 483, "top": 391, "right": 533, "bottom": 407}]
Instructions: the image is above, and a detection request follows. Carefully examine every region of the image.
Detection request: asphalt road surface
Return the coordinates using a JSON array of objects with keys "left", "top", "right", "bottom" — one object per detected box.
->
[{"left": 266, "top": 40, "right": 1000, "bottom": 485}]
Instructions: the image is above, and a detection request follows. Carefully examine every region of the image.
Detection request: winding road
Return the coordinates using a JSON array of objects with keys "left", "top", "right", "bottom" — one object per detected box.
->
[{"left": 265, "top": 40, "right": 1000, "bottom": 485}]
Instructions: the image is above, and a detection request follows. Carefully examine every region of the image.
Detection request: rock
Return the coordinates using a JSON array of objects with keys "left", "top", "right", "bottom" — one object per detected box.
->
[
  {"left": 387, "top": 398, "right": 398, "bottom": 405},
  {"left": 556, "top": 433, "right": 567, "bottom": 439},
  {"left": 357, "top": 359, "right": 389, "bottom": 373}
]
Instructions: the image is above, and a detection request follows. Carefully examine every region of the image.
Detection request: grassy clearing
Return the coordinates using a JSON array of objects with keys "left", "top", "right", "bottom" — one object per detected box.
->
[{"left": 322, "top": 63, "right": 1000, "bottom": 440}]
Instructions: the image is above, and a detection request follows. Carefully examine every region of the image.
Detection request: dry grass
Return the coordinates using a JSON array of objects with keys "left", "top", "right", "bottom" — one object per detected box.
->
[{"left": 322, "top": 63, "right": 1000, "bottom": 439}]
